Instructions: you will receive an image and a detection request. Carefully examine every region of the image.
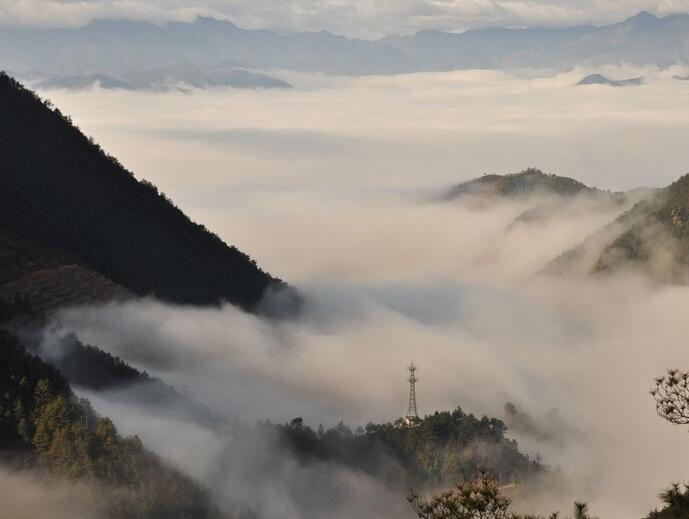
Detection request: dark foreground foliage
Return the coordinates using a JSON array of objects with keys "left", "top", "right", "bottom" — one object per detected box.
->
[
  {"left": 645, "top": 483, "right": 689, "bottom": 519},
  {"left": 408, "top": 473, "right": 596, "bottom": 519},
  {"left": 652, "top": 369, "right": 689, "bottom": 426},
  {"left": 647, "top": 370, "right": 689, "bottom": 518}
]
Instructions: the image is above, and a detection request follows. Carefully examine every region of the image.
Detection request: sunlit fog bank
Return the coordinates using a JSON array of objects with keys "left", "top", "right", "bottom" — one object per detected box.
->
[
  {"left": 31, "top": 68, "right": 689, "bottom": 518},
  {"left": 37, "top": 67, "right": 689, "bottom": 283},
  {"left": 51, "top": 241, "right": 689, "bottom": 519}
]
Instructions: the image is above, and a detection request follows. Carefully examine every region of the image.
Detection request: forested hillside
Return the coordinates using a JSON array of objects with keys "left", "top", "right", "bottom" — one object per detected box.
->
[
  {"left": 0, "top": 72, "right": 288, "bottom": 311},
  {"left": 267, "top": 408, "right": 541, "bottom": 488},
  {"left": 1, "top": 320, "right": 542, "bottom": 516},
  {"left": 547, "top": 172, "right": 689, "bottom": 281},
  {"left": 0, "top": 329, "right": 222, "bottom": 518},
  {"left": 593, "top": 173, "right": 689, "bottom": 279}
]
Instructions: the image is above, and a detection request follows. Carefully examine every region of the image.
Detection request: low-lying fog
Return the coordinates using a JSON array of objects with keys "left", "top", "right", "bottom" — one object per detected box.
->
[{"left": 36, "top": 67, "right": 689, "bottom": 518}]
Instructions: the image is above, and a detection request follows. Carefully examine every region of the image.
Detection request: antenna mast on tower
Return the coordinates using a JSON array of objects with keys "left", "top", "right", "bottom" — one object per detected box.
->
[{"left": 406, "top": 362, "right": 419, "bottom": 419}]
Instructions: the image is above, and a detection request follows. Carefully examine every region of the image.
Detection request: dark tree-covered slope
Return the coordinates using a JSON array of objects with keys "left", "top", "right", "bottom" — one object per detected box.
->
[
  {"left": 28, "top": 331, "right": 221, "bottom": 425},
  {"left": 0, "top": 72, "right": 286, "bottom": 310},
  {"left": 38, "top": 331, "right": 176, "bottom": 393},
  {"left": 0, "top": 329, "right": 222, "bottom": 519}
]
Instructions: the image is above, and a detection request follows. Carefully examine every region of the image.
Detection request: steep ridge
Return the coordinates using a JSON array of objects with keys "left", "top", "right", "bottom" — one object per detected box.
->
[
  {"left": 593, "top": 174, "right": 689, "bottom": 280},
  {"left": 545, "top": 175, "right": 689, "bottom": 280},
  {"left": 0, "top": 73, "right": 289, "bottom": 311}
]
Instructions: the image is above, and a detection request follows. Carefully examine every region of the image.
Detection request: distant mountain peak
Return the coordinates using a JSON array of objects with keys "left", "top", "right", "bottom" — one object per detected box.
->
[
  {"left": 443, "top": 168, "right": 596, "bottom": 201},
  {"left": 631, "top": 10, "right": 659, "bottom": 22},
  {"left": 577, "top": 74, "right": 644, "bottom": 87},
  {"left": 619, "top": 10, "right": 689, "bottom": 27},
  {"left": 617, "top": 10, "right": 661, "bottom": 28}
]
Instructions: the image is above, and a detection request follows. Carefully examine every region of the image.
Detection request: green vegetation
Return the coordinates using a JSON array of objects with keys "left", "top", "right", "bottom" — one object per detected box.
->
[
  {"left": 400, "top": 366, "right": 689, "bottom": 519},
  {"left": 0, "top": 72, "right": 291, "bottom": 311},
  {"left": 409, "top": 473, "right": 514, "bottom": 519},
  {"left": 268, "top": 407, "right": 541, "bottom": 488},
  {"left": 591, "top": 174, "right": 689, "bottom": 280},
  {"left": 0, "top": 329, "right": 220, "bottom": 519}
]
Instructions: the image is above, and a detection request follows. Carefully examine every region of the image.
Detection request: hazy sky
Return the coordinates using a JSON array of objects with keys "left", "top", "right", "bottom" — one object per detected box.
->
[{"left": 2, "top": 0, "right": 689, "bottom": 37}]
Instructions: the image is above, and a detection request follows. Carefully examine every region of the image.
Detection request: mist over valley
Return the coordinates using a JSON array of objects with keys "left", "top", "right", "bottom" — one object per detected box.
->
[{"left": 3, "top": 6, "right": 689, "bottom": 519}]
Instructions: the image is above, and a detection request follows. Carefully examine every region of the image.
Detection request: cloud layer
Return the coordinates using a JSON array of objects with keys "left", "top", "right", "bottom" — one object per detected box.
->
[
  {"left": 0, "top": 468, "right": 105, "bottom": 519},
  {"left": 28, "top": 69, "right": 689, "bottom": 518},
  {"left": 52, "top": 221, "right": 689, "bottom": 519},
  {"left": 39, "top": 67, "right": 689, "bottom": 283}
]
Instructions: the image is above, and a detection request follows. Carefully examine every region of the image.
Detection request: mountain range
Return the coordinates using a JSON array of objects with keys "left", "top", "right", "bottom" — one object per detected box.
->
[{"left": 2, "top": 11, "right": 689, "bottom": 89}]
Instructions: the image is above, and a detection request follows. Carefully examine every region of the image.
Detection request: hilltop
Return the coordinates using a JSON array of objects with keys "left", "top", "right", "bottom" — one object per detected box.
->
[
  {"left": 0, "top": 73, "right": 291, "bottom": 312},
  {"left": 442, "top": 168, "right": 597, "bottom": 202},
  {"left": 269, "top": 408, "right": 542, "bottom": 487}
]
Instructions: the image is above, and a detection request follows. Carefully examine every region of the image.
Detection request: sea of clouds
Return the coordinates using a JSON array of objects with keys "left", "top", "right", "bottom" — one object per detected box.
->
[{"left": 29, "top": 67, "right": 689, "bottom": 518}]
